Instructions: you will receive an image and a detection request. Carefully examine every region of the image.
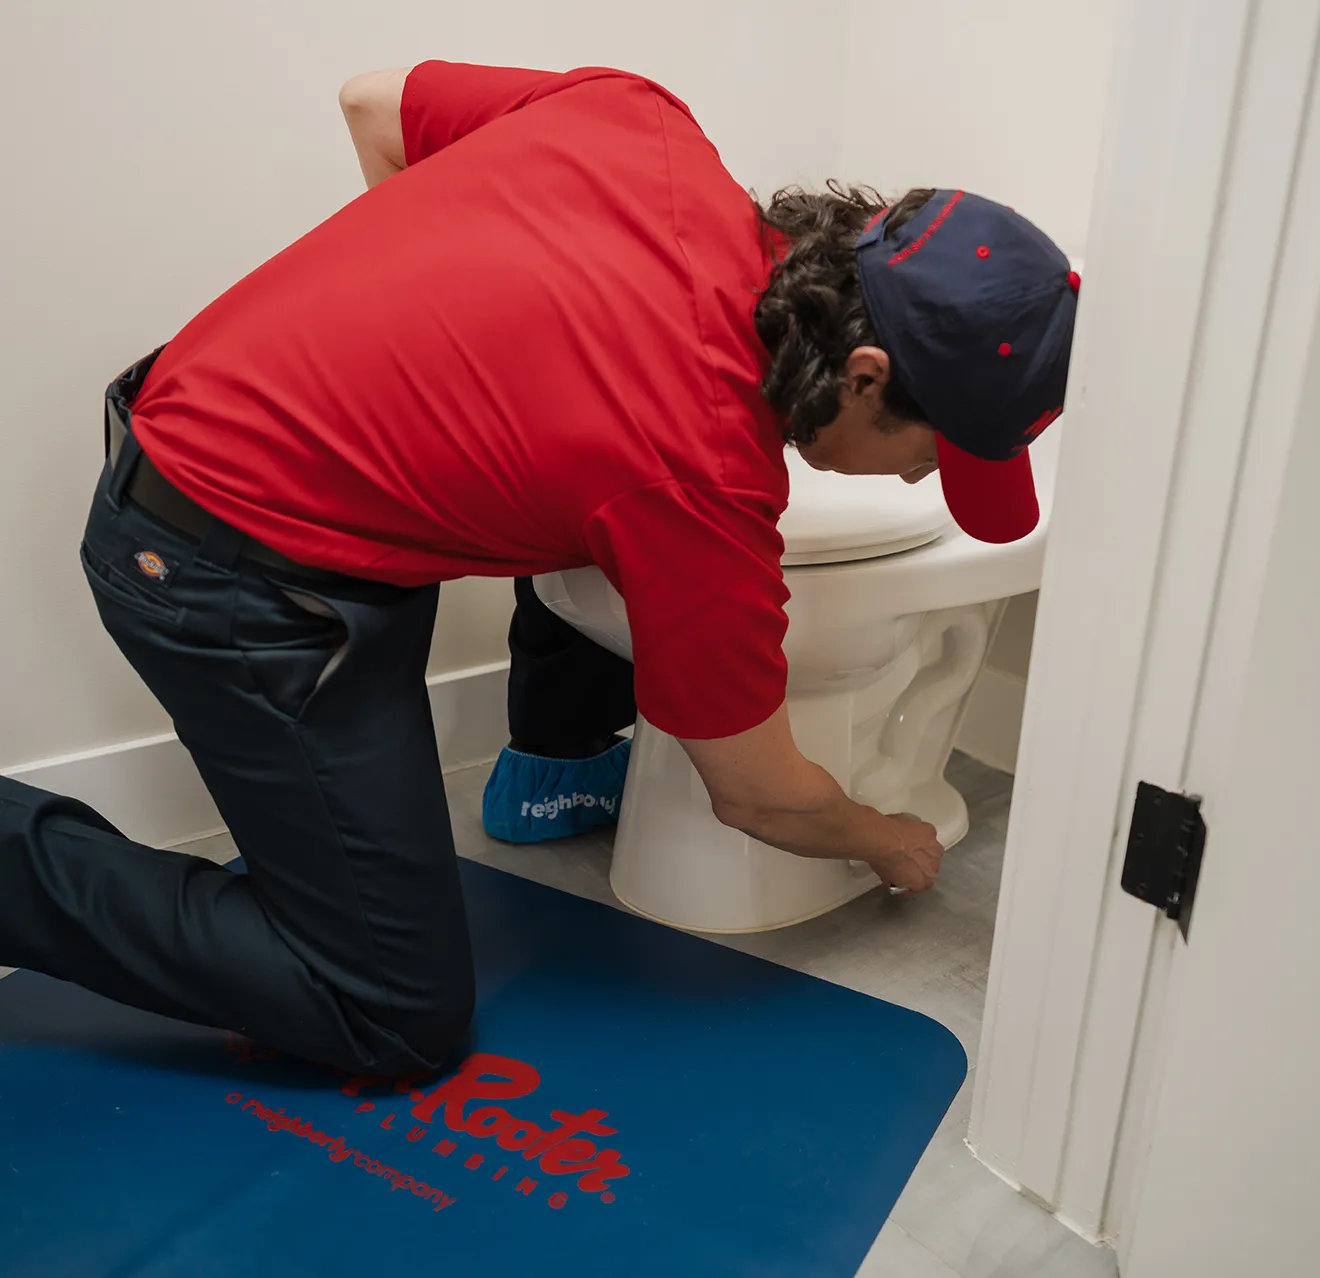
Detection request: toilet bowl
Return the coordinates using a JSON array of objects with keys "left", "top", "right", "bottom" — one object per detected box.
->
[{"left": 533, "top": 424, "right": 1061, "bottom": 933}]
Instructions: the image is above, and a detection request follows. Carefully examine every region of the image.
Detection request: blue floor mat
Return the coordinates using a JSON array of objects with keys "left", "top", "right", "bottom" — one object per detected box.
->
[{"left": 0, "top": 858, "right": 966, "bottom": 1278}]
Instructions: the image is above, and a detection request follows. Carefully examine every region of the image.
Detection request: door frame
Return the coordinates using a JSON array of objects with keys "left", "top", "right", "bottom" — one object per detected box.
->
[{"left": 967, "top": 0, "right": 1320, "bottom": 1247}]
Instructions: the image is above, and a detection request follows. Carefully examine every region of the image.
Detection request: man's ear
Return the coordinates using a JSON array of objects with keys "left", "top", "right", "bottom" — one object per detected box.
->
[{"left": 844, "top": 346, "right": 891, "bottom": 398}]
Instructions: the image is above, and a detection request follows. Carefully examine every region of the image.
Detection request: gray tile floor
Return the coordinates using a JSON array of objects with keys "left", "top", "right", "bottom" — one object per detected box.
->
[{"left": 4, "top": 752, "right": 1118, "bottom": 1277}]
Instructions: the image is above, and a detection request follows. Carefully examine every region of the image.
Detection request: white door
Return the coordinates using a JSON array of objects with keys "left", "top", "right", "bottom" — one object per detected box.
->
[
  {"left": 1116, "top": 4, "right": 1320, "bottom": 1260},
  {"left": 1119, "top": 316, "right": 1320, "bottom": 1272},
  {"left": 970, "top": 0, "right": 1320, "bottom": 1264}
]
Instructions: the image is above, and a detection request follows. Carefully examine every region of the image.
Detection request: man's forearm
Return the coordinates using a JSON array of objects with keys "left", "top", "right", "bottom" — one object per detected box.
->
[
  {"left": 680, "top": 701, "right": 945, "bottom": 891},
  {"left": 714, "top": 762, "right": 898, "bottom": 861}
]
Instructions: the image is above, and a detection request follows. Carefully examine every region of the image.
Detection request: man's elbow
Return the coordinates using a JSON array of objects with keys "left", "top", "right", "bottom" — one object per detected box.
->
[
  {"left": 339, "top": 67, "right": 409, "bottom": 121},
  {"left": 339, "top": 68, "right": 411, "bottom": 185},
  {"left": 338, "top": 72, "right": 377, "bottom": 118}
]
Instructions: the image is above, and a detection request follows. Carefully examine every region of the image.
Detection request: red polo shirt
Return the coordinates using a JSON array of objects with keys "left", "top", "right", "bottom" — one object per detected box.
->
[{"left": 131, "top": 61, "right": 790, "bottom": 739}]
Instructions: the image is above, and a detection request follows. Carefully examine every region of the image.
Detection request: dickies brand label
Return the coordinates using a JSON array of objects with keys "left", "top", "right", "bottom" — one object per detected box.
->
[{"left": 134, "top": 551, "right": 169, "bottom": 580}]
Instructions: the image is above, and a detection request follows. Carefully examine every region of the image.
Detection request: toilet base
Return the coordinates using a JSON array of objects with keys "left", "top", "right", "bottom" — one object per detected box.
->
[
  {"left": 908, "top": 775, "right": 972, "bottom": 851},
  {"left": 609, "top": 602, "right": 997, "bottom": 934},
  {"left": 610, "top": 861, "right": 882, "bottom": 935},
  {"left": 610, "top": 774, "right": 972, "bottom": 935}
]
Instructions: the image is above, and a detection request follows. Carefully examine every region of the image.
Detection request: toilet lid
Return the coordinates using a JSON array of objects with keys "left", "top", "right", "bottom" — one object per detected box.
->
[{"left": 778, "top": 447, "right": 956, "bottom": 566}]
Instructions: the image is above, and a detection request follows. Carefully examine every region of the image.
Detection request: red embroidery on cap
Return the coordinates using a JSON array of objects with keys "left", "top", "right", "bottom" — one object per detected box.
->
[
  {"left": 1025, "top": 406, "right": 1063, "bottom": 441},
  {"left": 976, "top": 245, "right": 991, "bottom": 259},
  {"left": 887, "top": 191, "right": 966, "bottom": 266}
]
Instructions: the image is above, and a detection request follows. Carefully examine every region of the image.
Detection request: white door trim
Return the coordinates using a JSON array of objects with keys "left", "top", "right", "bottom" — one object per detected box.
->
[{"left": 968, "top": 0, "right": 1320, "bottom": 1243}]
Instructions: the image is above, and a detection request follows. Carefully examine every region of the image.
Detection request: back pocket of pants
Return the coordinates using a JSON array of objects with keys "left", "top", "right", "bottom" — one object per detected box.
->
[{"left": 80, "top": 540, "right": 183, "bottom": 626}]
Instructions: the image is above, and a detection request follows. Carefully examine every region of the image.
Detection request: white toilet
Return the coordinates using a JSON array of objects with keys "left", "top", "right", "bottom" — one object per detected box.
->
[{"left": 533, "top": 424, "right": 1061, "bottom": 934}]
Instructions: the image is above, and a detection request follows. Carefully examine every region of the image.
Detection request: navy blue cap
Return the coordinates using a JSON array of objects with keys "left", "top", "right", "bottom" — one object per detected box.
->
[{"left": 856, "top": 189, "right": 1079, "bottom": 543}]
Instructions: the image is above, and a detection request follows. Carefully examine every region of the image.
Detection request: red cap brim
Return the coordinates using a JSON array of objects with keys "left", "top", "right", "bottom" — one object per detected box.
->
[{"left": 935, "top": 435, "right": 1040, "bottom": 544}]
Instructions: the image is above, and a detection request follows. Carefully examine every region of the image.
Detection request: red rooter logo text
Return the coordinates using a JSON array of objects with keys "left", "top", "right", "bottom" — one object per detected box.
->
[{"left": 405, "top": 1053, "right": 629, "bottom": 1196}]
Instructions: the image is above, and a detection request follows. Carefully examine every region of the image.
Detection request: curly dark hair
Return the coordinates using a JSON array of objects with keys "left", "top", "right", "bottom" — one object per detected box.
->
[{"left": 754, "top": 183, "right": 936, "bottom": 446}]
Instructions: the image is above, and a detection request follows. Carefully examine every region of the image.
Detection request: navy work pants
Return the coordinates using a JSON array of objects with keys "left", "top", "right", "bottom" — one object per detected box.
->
[{"left": 0, "top": 374, "right": 635, "bottom": 1073}]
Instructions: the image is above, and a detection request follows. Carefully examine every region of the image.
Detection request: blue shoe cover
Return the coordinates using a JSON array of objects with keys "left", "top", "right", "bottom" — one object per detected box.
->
[{"left": 481, "top": 739, "right": 632, "bottom": 844}]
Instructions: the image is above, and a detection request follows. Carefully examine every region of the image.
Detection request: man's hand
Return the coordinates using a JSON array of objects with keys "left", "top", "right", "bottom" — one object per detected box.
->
[
  {"left": 678, "top": 703, "right": 947, "bottom": 892},
  {"left": 339, "top": 67, "right": 412, "bottom": 189},
  {"left": 859, "top": 813, "right": 944, "bottom": 893}
]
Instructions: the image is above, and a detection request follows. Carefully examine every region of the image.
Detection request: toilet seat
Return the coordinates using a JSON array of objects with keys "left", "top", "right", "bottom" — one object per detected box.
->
[{"left": 779, "top": 447, "right": 954, "bottom": 566}]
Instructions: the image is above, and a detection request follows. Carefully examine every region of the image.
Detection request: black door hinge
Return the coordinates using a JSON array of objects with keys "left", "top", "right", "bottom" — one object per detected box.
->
[{"left": 1120, "top": 781, "right": 1206, "bottom": 941}]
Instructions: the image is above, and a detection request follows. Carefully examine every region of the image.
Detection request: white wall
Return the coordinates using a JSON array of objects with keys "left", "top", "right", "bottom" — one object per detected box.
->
[
  {"left": 837, "top": 0, "right": 1119, "bottom": 259},
  {"left": 3, "top": 0, "right": 1116, "bottom": 777},
  {"left": 0, "top": 0, "right": 848, "bottom": 772}
]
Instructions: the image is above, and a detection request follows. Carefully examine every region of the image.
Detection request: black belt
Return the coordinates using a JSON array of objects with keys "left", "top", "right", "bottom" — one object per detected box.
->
[{"left": 106, "top": 349, "right": 345, "bottom": 583}]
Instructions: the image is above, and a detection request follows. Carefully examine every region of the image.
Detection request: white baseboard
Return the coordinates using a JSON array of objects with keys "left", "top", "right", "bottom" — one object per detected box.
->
[
  {"left": 429, "top": 660, "right": 513, "bottom": 771},
  {"left": 954, "top": 665, "right": 1028, "bottom": 775},
  {"left": 6, "top": 655, "right": 1023, "bottom": 853},
  {"left": 2, "top": 660, "right": 511, "bottom": 850}
]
